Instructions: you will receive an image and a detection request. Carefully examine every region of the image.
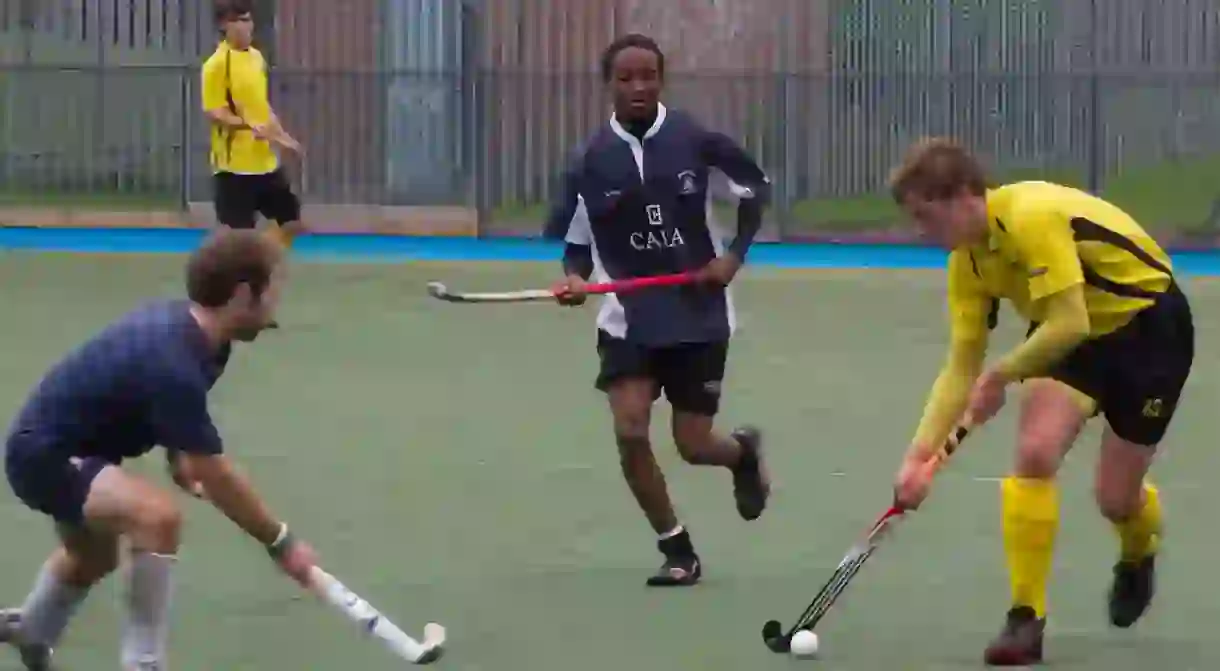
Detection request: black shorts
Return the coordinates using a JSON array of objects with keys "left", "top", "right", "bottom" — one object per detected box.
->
[
  {"left": 595, "top": 330, "right": 728, "bottom": 416},
  {"left": 1030, "top": 282, "right": 1194, "bottom": 446},
  {"left": 213, "top": 169, "right": 301, "bottom": 228}
]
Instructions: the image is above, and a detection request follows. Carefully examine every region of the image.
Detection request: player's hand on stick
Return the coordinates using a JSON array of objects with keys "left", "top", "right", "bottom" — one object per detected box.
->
[
  {"left": 892, "top": 452, "right": 939, "bottom": 511},
  {"left": 248, "top": 122, "right": 273, "bottom": 140},
  {"left": 696, "top": 253, "right": 743, "bottom": 287},
  {"left": 552, "top": 275, "right": 588, "bottom": 306},
  {"left": 893, "top": 423, "right": 972, "bottom": 511},
  {"left": 267, "top": 525, "right": 319, "bottom": 587},
  {"left": 248, "top": 123, "right": 302, "bottom": 155},
  {"left": 966, "top": 369, "right": 1008, "bottom": 426},
  {"left": 274, "top": 133, "right": 304, "bottom": 156}
]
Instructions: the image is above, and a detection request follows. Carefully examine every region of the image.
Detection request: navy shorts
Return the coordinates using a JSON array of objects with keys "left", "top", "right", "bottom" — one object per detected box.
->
[{"left": 5, "top": 431, "right": 111, "bottom": 525}]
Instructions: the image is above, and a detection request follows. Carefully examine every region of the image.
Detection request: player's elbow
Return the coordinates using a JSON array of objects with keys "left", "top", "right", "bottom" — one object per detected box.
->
[
  {"left": 1061, "top": 314, "right": 1091, "bottom": 345},
  {"left": 732, "top": 178, "right": 771, "bottom": 207},
  {"left": 1049, "top": 301, "right": 1091, "bottom": 346},
  {"left": 752, "top": 178, "right": 773, "bottom": 205},
  {"left": 946, "top": 337, "right": 987, "bottom": 374},
  {"left": 1055, "top": 322, "right": 1091, "bottom": 356}
]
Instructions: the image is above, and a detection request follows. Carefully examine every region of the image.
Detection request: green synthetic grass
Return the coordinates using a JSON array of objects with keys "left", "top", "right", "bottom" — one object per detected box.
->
[{"left": 0, "top": 255, "right": 1218, "bottom": 669}]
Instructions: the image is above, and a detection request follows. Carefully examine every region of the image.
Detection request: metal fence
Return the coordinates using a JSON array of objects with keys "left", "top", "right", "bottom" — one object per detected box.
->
[{"left": 3, "top": 0, "right": 1220, "bottom": 242}]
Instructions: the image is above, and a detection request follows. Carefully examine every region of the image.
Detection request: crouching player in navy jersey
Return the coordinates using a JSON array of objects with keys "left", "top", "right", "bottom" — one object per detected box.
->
[
  {"left": 0, "top": 230, "right": 317, "bottom": 670},
  {"left": 545, "top": 34, "right": 772, "bottom": 587}
]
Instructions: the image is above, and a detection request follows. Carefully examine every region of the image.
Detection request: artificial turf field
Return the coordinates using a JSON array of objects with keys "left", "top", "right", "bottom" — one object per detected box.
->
[{"left": 1, "top": 252, "right": 1218, "bottom": 669}]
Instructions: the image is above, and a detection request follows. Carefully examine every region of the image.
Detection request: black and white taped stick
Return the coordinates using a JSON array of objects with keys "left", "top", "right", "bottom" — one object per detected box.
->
[
  {"left": 310, "top": 566, "right": 446, "bottom": 664},
  {"left": 761, "top": 424, "right": 972, "bottom": 653}
]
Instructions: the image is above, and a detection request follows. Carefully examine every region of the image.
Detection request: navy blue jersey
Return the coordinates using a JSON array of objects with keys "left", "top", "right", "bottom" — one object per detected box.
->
[
  {"left": 545, "top": 104, "right": 769, "bottom": 346},
  {"left": 6, "top": 299, "right": 230, "bottom": 463}
]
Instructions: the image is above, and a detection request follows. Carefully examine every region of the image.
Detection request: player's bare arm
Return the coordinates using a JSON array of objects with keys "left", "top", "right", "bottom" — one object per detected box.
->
[
  {"left": 265, "top": 111, "right": 302, "bottom": 151},
  {"left": 180, "top": 453, "right": 284, "bottom": 544}
]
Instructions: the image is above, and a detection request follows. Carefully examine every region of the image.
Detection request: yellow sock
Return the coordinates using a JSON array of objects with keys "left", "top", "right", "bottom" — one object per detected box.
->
[
  {"left": 1001, "top": 477, "right": 1059, "bottom": 618},
  {"left": 1114, "top": 482, "right": 1162, "bottom": 562}
]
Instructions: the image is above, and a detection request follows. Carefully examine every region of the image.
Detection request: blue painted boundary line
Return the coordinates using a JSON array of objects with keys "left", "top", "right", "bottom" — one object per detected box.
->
[{"left": 4, "top": 227, "right": 1220, "bottom": 274}]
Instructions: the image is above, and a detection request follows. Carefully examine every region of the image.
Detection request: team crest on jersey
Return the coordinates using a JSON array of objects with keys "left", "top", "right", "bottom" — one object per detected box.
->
[
  {"left": 677, "top": 170, "right": 698, "bottom": 195},
  {"left": 646, "top": 204, "right": 664, "bottom": 226}
]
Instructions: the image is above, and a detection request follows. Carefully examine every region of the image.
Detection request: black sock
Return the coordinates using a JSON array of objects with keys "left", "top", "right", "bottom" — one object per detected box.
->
[{"left": 658, "top": 528, "right": 696, "bottom": 559}]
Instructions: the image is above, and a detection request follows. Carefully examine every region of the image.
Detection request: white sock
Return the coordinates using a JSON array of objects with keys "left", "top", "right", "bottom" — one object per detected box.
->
[
  {"left": 658, "top": 525, "right": 685, "bottom": 541},
  {"left": 19, "top": 560, "right": 90, "bottom": 647},
  {"left": 120, "top": 552, "right": 177, "bottom": 669}
]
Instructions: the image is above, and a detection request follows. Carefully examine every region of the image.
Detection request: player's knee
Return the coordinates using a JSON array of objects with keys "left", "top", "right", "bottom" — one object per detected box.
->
[
  {"left": 128, "top": 498, "right": 183, "bottom": 553},
  {"left": 671, "top": 424, "right": 712, "bottom": 465},
  {"left": 1012, "top": 432, "right": 1066, "bottom": 479},
  {"left": 1013, "top": 380, "right": 1088, "bottom": 478},
  {"left": 1094, "top": 480, "right": 1141, "bottom": 522},
  {"left": 612, "top": 409, "right": 651, "bottom": 451},
  {"left": 1013, "top": 416, "right": 1075, "bottom": 478},
  {"left": 1094, "top": 428, "right": 1156, "bottom": 521},
  {"left": 673, "top": 438, "right": 704, "bottom": 464}
]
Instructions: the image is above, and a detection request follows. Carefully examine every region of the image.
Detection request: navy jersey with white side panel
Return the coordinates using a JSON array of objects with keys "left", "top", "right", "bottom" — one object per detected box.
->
[
  {"left": 5, "top": 299, "right": 230, "bottom": 463},
  {"left": 545, "top": 104, "right": 770, "bottom": 346}
]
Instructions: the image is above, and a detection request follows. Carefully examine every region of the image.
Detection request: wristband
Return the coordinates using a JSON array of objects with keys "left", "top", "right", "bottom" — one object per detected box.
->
[{"left": 267, "top": 523, "right": 293, "bottom": 558}]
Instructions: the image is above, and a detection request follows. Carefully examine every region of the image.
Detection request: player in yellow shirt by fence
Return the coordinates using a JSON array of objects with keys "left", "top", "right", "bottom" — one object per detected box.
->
[
  {"left": 202, "top": 0, "right": 305, "bottom": 251},
  {"left": 888, "top": 138, "right": 1194, "bottom": 666}
]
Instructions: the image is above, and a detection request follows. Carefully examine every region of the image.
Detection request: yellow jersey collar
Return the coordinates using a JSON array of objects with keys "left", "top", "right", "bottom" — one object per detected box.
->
[{"left": 218, "top": 39, "right": 251, "bottom": 53}]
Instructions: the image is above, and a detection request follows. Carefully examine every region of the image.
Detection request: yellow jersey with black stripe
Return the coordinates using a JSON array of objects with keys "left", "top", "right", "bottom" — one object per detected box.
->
[
  {"left": 201, "top": 42, "right": 278, "bottom": 175},
  {"left": 947, "top": 181, "right": 1173, "bottom": 341}
]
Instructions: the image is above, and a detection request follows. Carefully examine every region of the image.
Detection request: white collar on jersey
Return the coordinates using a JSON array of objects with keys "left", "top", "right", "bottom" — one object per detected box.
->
[{"left": 609, "top": 103, "right": 668, "bottom": 144}]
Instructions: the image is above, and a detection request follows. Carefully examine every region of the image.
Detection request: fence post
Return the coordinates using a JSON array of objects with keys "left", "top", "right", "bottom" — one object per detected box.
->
[
  {"left": 1086, "top": 0, "right": 1101, "bottom": 192},
  {"left": 180, "top": 66, "right": 193, "bottom": 210}
]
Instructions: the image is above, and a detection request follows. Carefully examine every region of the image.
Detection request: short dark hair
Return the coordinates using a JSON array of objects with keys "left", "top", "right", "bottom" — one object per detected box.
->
[
  {"left": 186, "top": 229, "right": 282, "bottom": 308},
  {"left": 214, "top": 0, "right": 252, "bottom": 24},
  {"left": 601, "top": 34, "right": 665, "bottom": 83},
  {"left": 889, "top": 137, "right": 990, "bottom": 203}
]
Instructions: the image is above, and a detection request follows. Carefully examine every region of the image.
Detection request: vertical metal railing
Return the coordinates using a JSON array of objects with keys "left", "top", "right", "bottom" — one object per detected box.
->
[{"left": 2, "top": 0, "right": 1219, "bottom": 242}]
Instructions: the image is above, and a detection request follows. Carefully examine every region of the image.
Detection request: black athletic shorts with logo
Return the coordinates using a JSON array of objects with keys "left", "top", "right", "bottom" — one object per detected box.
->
[
  {"left": 212, "top": 169, "right": 301, "bottom": 228},
  {"left": 1028, "top": 282, "right": 1194, "bottom": 446},
  {"left": 595, "top": 330, "right": 728, "bottom": 417}
]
